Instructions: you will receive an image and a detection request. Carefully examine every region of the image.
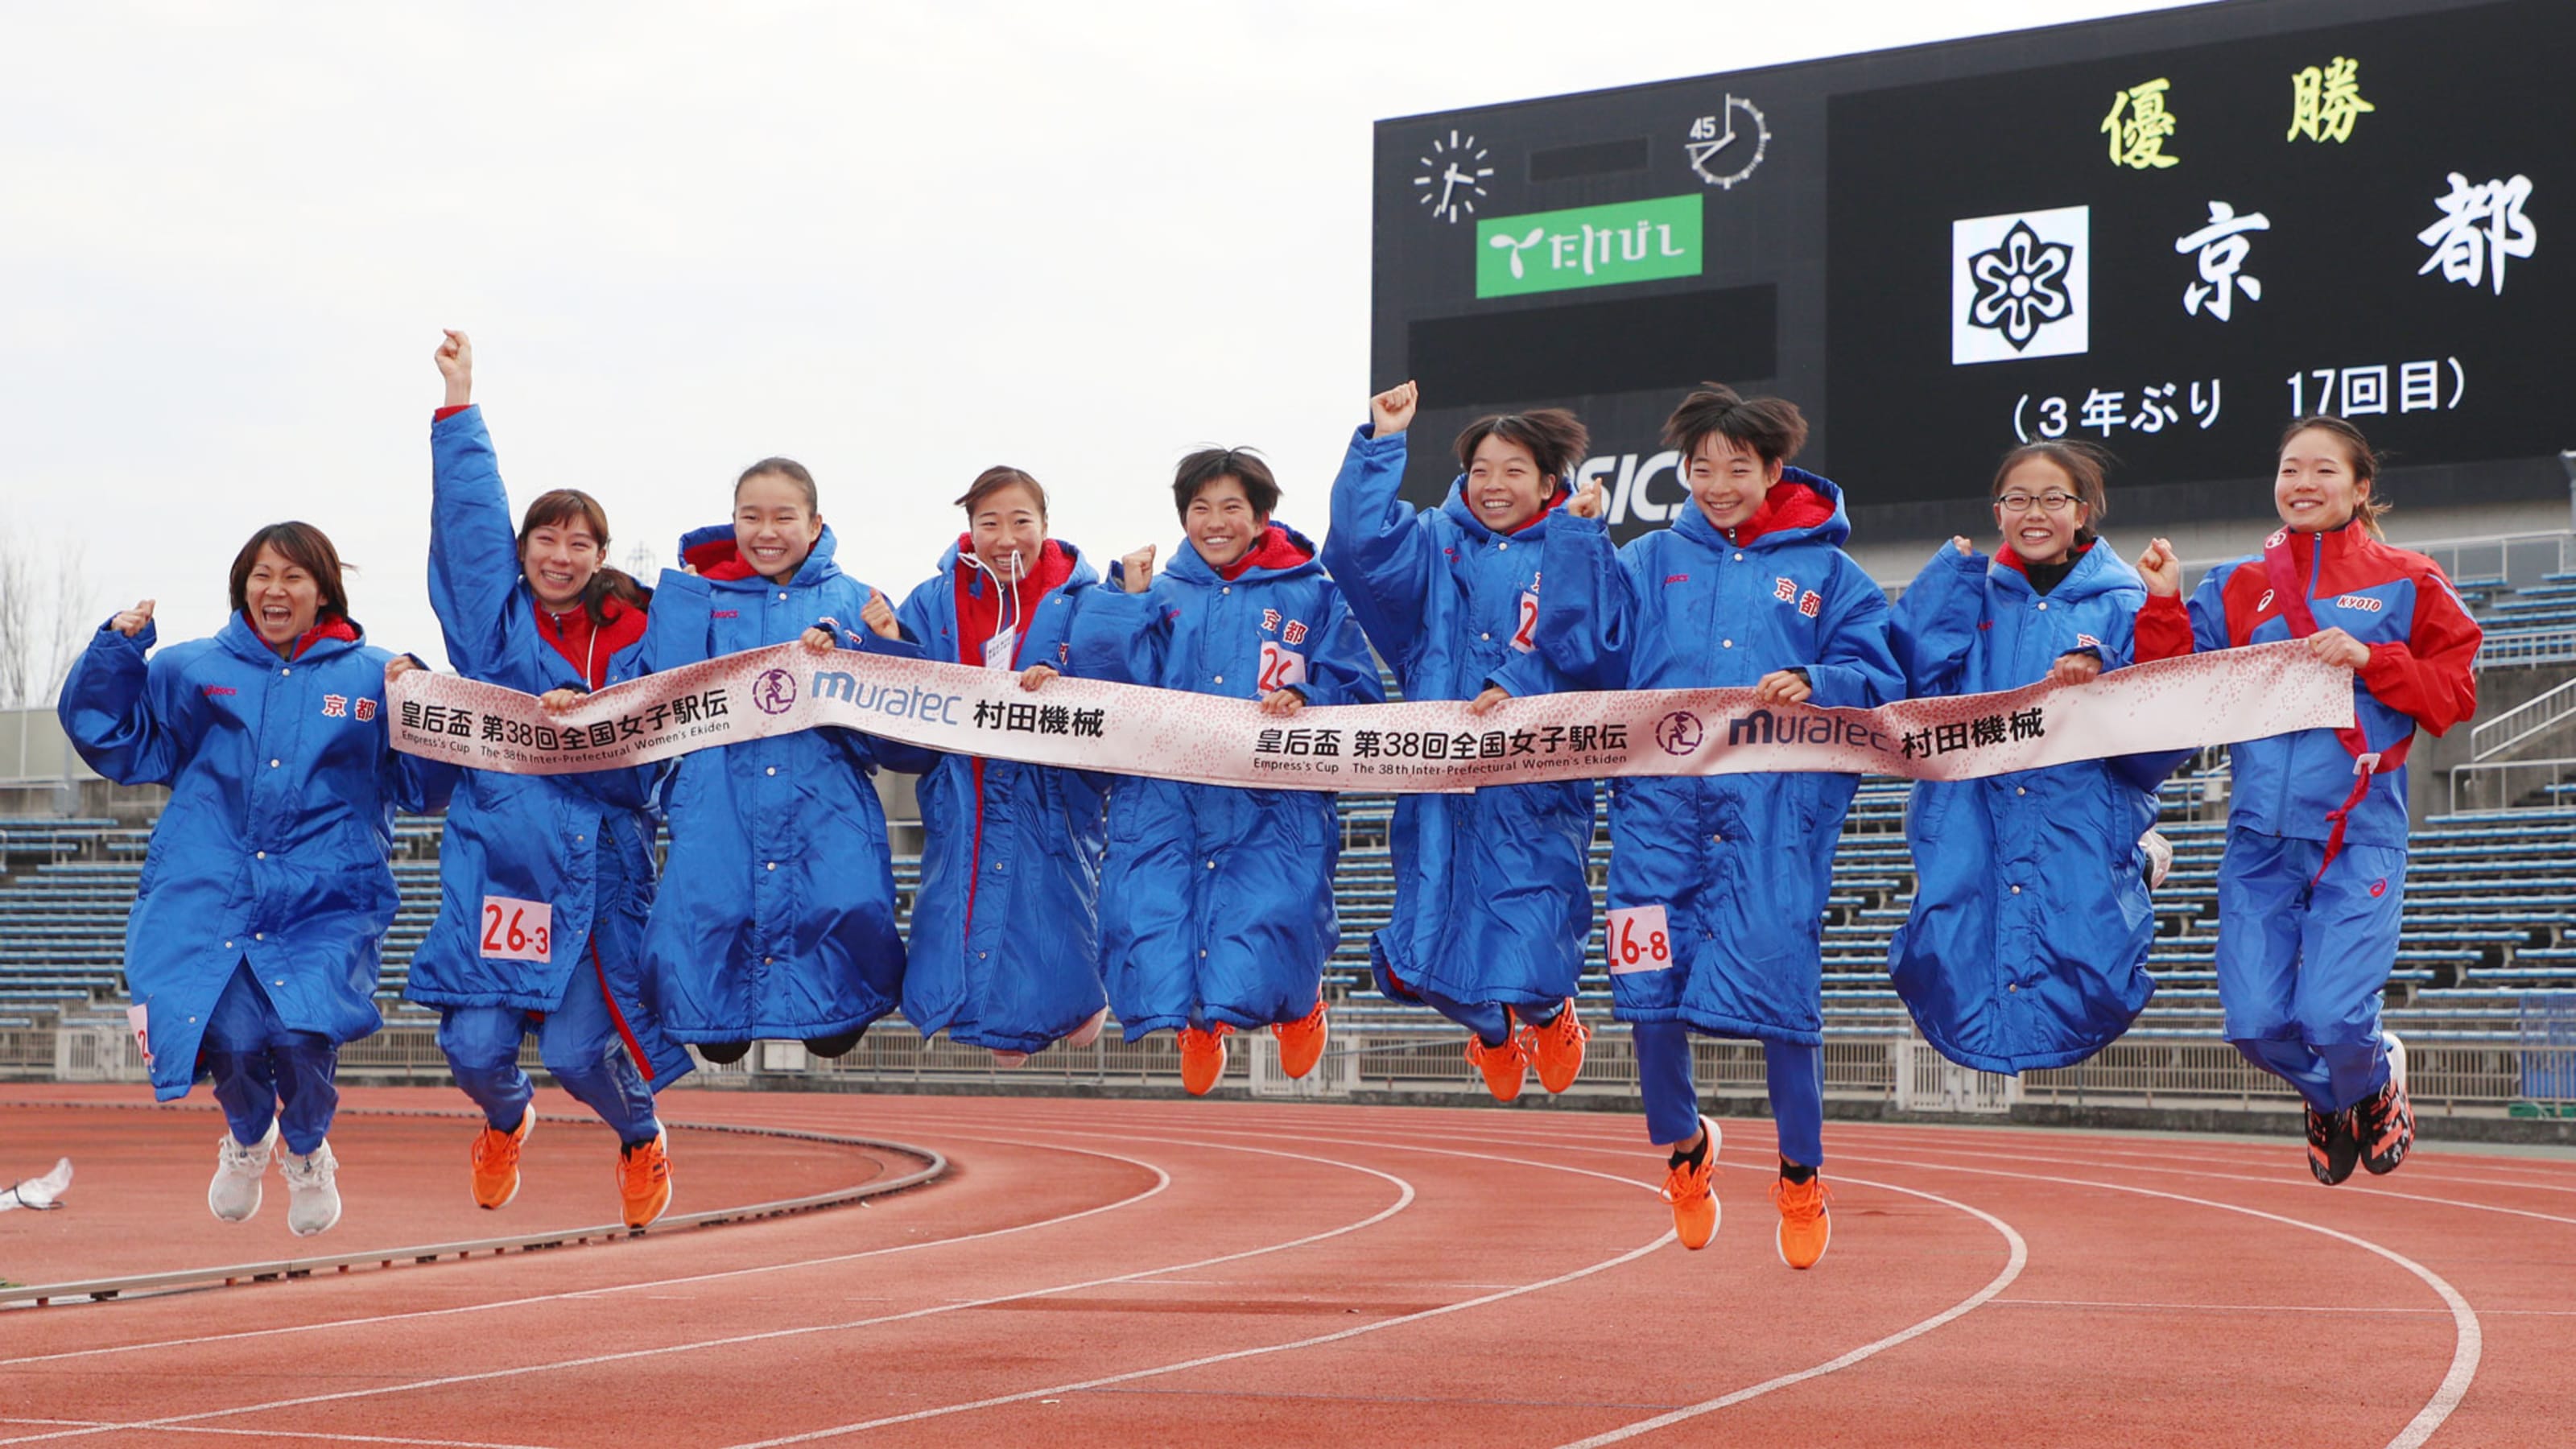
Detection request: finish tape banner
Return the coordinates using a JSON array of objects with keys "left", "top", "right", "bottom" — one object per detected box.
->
[{"left": 387, "top": 639, "right": 2351, "bottom": 793}]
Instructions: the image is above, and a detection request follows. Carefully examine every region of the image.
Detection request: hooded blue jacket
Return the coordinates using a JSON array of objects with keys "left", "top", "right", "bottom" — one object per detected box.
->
[
  {"left": 894, "top": 537, "right": 1109, "bottom": 1053},
  {"left": 1319, "top": 424, "right": 1596, "bottom": 1012},
  {"left": 60, "top": 613, "right": 452, "bottom": 1099},
  {"left": 1530, "top": 472, "right": 1901, "bottom": 1046},
  {"left": 1885, "top": 541, "right": 2159, "bottom": 1073},
  {"left": 637, "top": 523, "right": 931, "bottom": 1042},
  {"left": 1067, "top": 523, "right": 1385, "bottom": 1037},
  {"left": 402, "top": 405, "right": 691, "bottom": 1088}
]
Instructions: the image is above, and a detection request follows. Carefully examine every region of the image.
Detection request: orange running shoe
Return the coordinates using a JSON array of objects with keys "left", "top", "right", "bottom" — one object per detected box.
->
[
  {"left": 1464, "top": 1030, "right": 1527, "bottom": 1103},
  {"left": 469, "top": 1110, "right": 535, "bottom": 1210},
  {"left": 1179, "top": 1023, "right": 1232, "bottom": 1096},
  {"left": 1273, "top": 1001, "right": 1329, "bottom": 1080},
  {"left": 1518, "top": 998, "right": 1591, "bottom": 1095},
  {"left": 1772, "top": 1168, "right": 1832, "bottom": 1269},
  {"left": 617, "top": 1129, "right": 673, "bottom": 1229},
  {"left": 1662, "top": 1117, "right": 1722, "bottom": 1250}
]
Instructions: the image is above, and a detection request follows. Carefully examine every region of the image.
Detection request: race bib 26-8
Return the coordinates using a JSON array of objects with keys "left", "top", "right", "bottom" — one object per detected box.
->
[{"left": 1607, "top": 905, "right": 1676, "bottom": 974}]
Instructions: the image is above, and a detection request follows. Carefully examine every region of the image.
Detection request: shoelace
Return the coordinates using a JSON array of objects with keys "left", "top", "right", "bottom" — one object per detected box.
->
[{"left": 1772, "top": 1178, "right": 1832, "bottom": 1221}]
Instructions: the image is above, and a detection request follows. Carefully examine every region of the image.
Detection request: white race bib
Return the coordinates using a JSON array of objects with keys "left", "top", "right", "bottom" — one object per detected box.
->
[
  {"left": 127, "top": 1002, "right": 151, "bottom": 1063},
  {"left": 1257, "top": 642, "right": 1307, "bottom": 693},
  {"left": 1607, "top": 905, "right": 1676, "bottom": 974},
  {"left": 985, "top": 627, "right": 1018, "bottom": 671},
  {"left": 1510, "top": 591, "right": 1539, "bottom": 654},
  {"left": 479, "top": 895, "right": 555, "bottom": 963}
]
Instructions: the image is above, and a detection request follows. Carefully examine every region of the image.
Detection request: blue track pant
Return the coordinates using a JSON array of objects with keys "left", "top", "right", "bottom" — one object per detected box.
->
[
  {"left": 436, "top": 942, "right": 658, "bottom": 1146},
  {"left": 201, "top": 962, "right": 337, "bottom": 1156},
  {"left": 2217, "top": 828, "right": 2405, "bottom": 1114},
  {"left": 1635, "top": 1020, "right": 1824, "bottom": 1167}
]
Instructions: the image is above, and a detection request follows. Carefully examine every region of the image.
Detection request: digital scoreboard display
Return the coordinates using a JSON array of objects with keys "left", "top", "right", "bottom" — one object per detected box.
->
[{"left": 1368, "top": 0, "right": 2570, "bottom": 543}]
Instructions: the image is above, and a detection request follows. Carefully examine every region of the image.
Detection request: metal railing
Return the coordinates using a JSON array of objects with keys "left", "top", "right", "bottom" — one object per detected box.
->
[
  {"left": 19, "top": 1015, "right": 2566, "bottom": 1117},
  {"left": 2473, "top": 677, "right": 2576, "bottom": 762},
  {"left": 2447, "top": 755, "right": 2576, "bottom": 814}
]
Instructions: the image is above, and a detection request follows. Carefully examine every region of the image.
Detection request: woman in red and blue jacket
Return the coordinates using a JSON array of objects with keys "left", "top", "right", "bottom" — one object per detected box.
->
[
  {"left": 2136, "top": 416, "right": 2479, "bottom": 1186},
  {"left": 1528, "top": 385, "right": 1901, "bottom": 1269},
  {"left": 866, "top": 466, "right": 1110, "bottom": 1063},
  {"left": 1324, "top": 382, "right": 1601, "bottom": 1104},
  {"left": 1886, "top": 441, "right": 2161, "bottom": 1076},
  {"left": 638, "top": 459, "right": 932, "bottom": 1063},
  {"left": 1068, "top": 448, "right": 1385, "bottom": 1095},
  {"left": 60, "top": 524, "right": 452, "bottom": 1237},
  {"left": 398, "top": 332, "right": 691, "bottom": 1230}
]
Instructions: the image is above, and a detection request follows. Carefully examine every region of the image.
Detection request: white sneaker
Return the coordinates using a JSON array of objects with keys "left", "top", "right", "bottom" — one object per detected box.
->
[
  {"left": 209, "top": 1121, "right": 278, "bottom": 1223},
  {"left": 2, "top": 1156, "right": 74, "bottom": 1212},
  {"left": 2140, "top": 829, "right": 2174, "bottom": 890},
  {"left": 279, "top": 1140, "right": 342, "bottom": 1237}
]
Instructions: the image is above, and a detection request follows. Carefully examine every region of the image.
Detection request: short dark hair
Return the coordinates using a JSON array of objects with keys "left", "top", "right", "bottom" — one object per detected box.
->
[
  {"left": 518, "top": 489, "right": 651, "bottom": 626},
  {"left": 1991, "top": 440, "right": 2113, "bottom": 548},
  {"left": 735, "top": 456, "right": 819, "bottom": 511},
  {"left": 229, "top": 522, "right": 353, "bottom": 627},
  {"left": 956, "top": 465, "right": 1048, "bottom": 521},
  {"left": 1172, "top": 448, "right": 1280, "bottom": 521},
  {"left": 1663, "top": 383, "right": 1809, "bottom": 467},
  {"left": 1452, "top": 408, "right": 1588, "bottom": 484},
  {"left": 2280, "top": 415, "right": 2391, "bottom": 538}
]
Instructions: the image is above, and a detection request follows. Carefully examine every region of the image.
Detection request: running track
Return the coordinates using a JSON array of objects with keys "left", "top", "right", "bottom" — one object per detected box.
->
[{"left": 5, "top": 1084, "right": 2573, "bottom": 1447}]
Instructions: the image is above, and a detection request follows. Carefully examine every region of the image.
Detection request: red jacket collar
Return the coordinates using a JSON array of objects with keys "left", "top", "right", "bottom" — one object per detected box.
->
[
  {"left": 953, "top": 537, "right": 1075, "bottom": 668},
  {"left": 1504, "top": 485, "right": 1571, "bottom": 537},
  {"left": 1216, "top": 525, "right": 1311, "bottom": 581},
  {"left": 1723, "top": 480, "right": 1835, "bottom": 547},
  {"left": 534, "top": 592, "right": 647, "bottom": 689},
  {"left": 1996, "top": 538, "right": 2095, "bottom": 575},
  {"left": 682, "top": 535, "right": 762, "bottom": 582}
]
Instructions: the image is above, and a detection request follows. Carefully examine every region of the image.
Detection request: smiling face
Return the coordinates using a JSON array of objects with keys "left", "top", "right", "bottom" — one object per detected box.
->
[
  {"left": 1992, "top": 456, "right": 2089, "bottom": 566},
  {"left": 242, "top": 543, "right": 322, "bottom": 647},
  {"left": 969, "top": 481, "right": 1046, "bottom": 580},
  {"left": 2276, "top": 426, "right": 2368, "bottom": 533},
  {"left": 1686, "top": 433, "right": 1783, "bottom": 531},
  {"left": 1184, "top": 476, "right": 1266, "bottom": 571},
  {"left": 521, "top": 519, "right": 604, "bottom": 610},
  {"left": 733, "top": 471, "right": 824, "bottom": 581},
  {"left": 1465, "top": 435, "right": 1553, "bottom": 531}
]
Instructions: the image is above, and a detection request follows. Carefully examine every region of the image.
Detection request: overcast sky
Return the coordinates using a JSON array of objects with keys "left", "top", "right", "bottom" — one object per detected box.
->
[{"left": 1, "top": 0, "right": 2198, "bottom": 670}]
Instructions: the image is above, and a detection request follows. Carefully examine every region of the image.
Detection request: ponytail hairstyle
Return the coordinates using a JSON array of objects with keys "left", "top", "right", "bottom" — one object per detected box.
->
[
  {"left": 1991, "top": 439, "right": 2113, "bottom": 549},
  {"left": 2280, "top": 415, "right": 2390, "bottom": 538},
  {"left": 518, "top": 489, "right": 651, "bottom": 626},
  {"left": 1452, "top": 408, "right": 1589, "bottom": 486}
]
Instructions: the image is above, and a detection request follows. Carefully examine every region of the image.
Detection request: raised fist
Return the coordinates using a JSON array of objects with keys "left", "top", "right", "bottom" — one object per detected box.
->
[
  {"left": 1368, "top": 380, "right": 1419, "bottom": 438},
  {"left": 2136, "top": 538, "right": 2182, "bottom": 598},
  {"left": 1567, "top": 477, "right": 1607, "bottom": 520},
  {"left": 1121, "top": 544, "right": 1157, "bottom": 594},
  {"left": 110, "top": 599, "right": 155, "bottom": 638},
  {"left": 435, "top": 330, "right": 474, "bottom": 407}
]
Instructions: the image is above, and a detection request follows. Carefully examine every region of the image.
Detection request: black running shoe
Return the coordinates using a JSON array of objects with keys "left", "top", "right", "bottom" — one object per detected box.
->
[
  {"left": 696, "top": 1040, "right": 752, "bottom": 1065},
  {"left": 2306, "top": 1103, "right": 2360, "bottom": 1186},
  {"left": 803, "top": 1027, "right": 866, "bottom": 1058},
  {"left": 2356, "top": 1032, "right": 2414, "bottom": 1176}
]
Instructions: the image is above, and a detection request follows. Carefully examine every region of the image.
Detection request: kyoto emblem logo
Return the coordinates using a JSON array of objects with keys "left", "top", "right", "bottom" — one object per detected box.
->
[{"left": 1953, "top": 205, "right": 2091, "bottom": 365}]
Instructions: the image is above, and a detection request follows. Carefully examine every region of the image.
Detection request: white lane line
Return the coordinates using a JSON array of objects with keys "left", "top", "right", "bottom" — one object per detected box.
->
[
  {"left": 745, "top": 1116, "right": 2025, "bottom": 1449},
  {"left": 1551, "top": 1180, "right": 2028, "bottom": 1449},
  {"left": 0, "top": 1422, "right": 557, "bottom": 1449},
  {"left": 1992, "top": 1298, "right": 2576, "bottom": 1317},
  {"left": 0, "top": 1137, "right": 1414, "bottom": 1447},
  {"left": 720, "top": 1235, "right": 1676, "bottom": 1447},
  {"left": 0, "top": 1129, "right": 1170, "bottom": 1368}
]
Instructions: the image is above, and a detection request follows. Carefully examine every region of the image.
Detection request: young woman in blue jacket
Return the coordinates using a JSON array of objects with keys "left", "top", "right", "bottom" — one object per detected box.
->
[
  {"left": 861, "top": 466, "right": 1110, "bottom": 1064},
  {"left": 60, "top": 524, "right": 451, "bottom": 1236},
  {"left": 2136, "top": 417, "right": 2481, "bottom": 1184},
  {"left": 1523, "top": 385, "right": 1901, "bottom": 1269},
  {"left": 1322, "top": 381, "right": 1600, "bottom": 1103},
  {"left": 394, "top": 332, "right": 691, "bottom": 1230},
  {"left": 1067, "top": 448, "right": 1385, "bottom": 1094},
  {"left": 636, "top": 459, "right": 931, "bottom": 1063},
  {"left": 1885, "top": 441, "right": 2161, "bottom": 1080}
]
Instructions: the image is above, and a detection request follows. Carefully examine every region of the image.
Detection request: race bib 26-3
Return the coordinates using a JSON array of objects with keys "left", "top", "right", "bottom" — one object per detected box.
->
[{"left": 480, "top": 895, "right": 554, "bottom": 963}]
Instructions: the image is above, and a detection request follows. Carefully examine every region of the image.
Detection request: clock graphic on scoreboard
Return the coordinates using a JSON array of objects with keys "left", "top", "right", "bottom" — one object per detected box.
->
[
  {"left": 1413, "top": 130, "right": 1494, "bottom": 224},
  {"left": 1685, "top": 95, "right": 1769, "bottom": 189}
]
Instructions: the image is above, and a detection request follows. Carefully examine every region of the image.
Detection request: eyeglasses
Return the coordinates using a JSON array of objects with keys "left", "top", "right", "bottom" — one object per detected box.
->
[{"left": 1996, "top": 491, "right": 2082, "bottom": 514}]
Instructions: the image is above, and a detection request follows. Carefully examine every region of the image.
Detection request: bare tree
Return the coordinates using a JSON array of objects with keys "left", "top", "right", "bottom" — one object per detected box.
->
[{"left": 0, "top": 522, "right": 95, "bottom": 710}]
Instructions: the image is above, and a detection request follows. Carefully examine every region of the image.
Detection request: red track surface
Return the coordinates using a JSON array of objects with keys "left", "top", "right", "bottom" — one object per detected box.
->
[{"left": 4, "top": 1083, "right": 2571, "bottom": 1447}]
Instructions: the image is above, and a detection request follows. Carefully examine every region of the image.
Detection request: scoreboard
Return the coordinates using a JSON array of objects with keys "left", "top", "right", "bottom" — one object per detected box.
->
[{"left": 1369, "top": 0, "right": 2570, "bottom": 543}]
